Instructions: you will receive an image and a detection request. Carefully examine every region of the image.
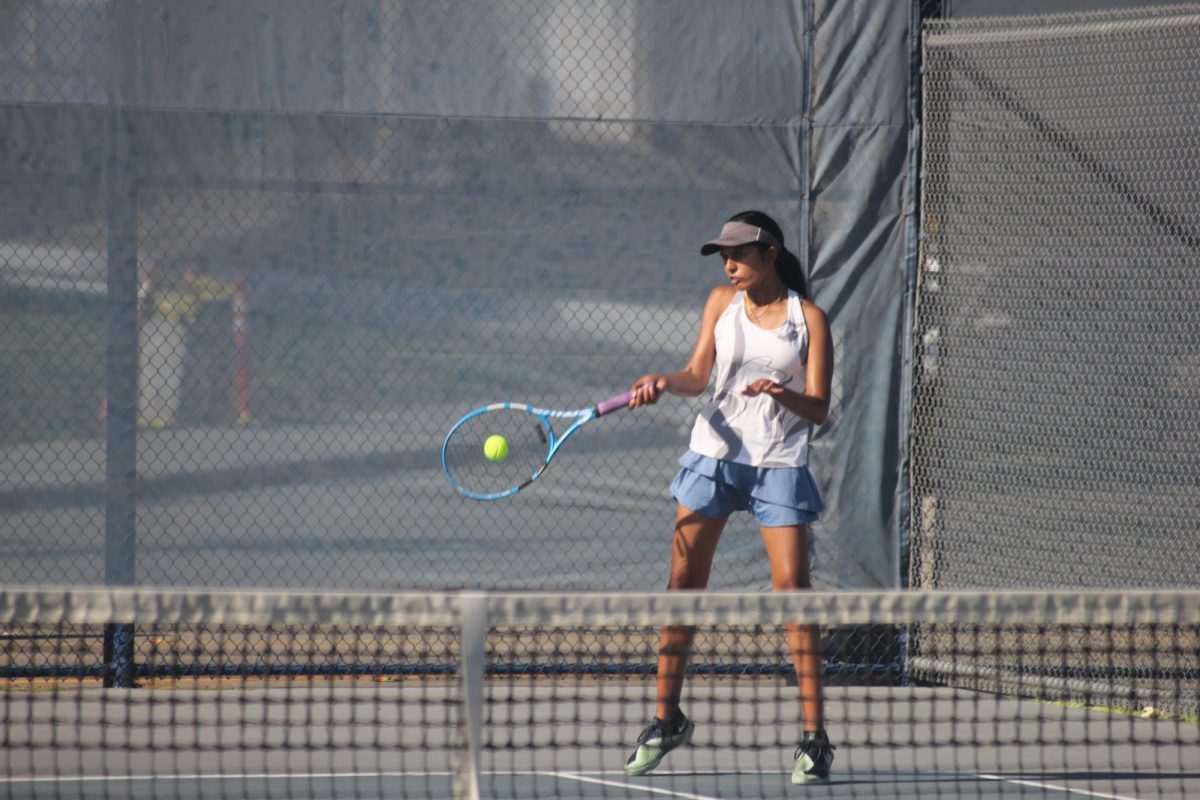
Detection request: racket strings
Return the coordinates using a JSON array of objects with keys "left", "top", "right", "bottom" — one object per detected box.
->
[{"left": 444, "top": 409, "right": 552, "bottom": 496}]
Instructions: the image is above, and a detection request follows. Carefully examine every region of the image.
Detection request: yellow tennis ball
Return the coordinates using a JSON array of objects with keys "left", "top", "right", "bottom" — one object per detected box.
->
[{"left": 483, "top": 434, "right": 509, "bottom": 462}]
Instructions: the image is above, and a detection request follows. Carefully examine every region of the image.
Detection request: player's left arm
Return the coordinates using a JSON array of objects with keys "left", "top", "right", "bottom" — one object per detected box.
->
[{"left": 741, "top": 300, "right": 833, "bottom": 425}]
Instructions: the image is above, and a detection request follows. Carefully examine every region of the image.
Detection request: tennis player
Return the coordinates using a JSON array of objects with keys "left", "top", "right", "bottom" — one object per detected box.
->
[{"left": 623, "top": 210, "right": 836, "bottom": 784}]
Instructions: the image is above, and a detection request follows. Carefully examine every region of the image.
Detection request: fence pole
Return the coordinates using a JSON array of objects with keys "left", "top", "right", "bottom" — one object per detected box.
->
[{"left": 103, "top": 107, "right": 138, "bottom": 689}]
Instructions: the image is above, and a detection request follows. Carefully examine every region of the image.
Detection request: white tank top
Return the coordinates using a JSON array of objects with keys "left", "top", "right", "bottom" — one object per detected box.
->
[{"left": 688, "top": 290, "right": 811, "bottom": 468}]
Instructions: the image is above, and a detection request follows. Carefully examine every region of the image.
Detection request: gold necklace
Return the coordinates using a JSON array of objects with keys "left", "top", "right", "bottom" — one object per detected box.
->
[{"left": 743, "top": 288, "right": 787, "bottom": 322}]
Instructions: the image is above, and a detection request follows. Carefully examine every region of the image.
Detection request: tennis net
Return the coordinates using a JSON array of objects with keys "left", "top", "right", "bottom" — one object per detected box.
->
[{"left": 2, "top": 587, "right": 1197, "bottom": 799}]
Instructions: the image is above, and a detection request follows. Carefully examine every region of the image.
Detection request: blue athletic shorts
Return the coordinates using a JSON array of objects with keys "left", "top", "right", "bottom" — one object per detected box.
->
[{"left": 669, "top": 450, "right": 823, "bottom": 527}]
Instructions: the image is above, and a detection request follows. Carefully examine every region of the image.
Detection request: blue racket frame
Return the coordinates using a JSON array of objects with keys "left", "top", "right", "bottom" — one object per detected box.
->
[{"left": 442, "top": 391, "right": 633, "bottom": 501}]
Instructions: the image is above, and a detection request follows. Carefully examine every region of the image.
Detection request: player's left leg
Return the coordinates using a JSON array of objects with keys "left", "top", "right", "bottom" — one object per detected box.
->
[{"left": 760, "top": 525, "right": 835, "bottom": 783}]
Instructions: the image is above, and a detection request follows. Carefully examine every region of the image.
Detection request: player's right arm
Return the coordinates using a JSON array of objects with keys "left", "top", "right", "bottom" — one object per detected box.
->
[{"left": 630, "top": 285, "right": 734, "bottom": 407}]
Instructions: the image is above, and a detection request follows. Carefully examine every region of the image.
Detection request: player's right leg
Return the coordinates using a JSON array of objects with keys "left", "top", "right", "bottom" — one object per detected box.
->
[
  {"left": 624, "top": 505, "right": 726, "bottom": 776},
  {"left": 792, "top": 729, "right": 836, "bottom": 784},
  {"left": 624, "top": 709, "right": 696, "bottom": 776}
]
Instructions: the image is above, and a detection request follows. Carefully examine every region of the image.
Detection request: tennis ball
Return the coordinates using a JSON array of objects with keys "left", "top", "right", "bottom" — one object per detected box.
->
[{"left": 483, "top": 434, "right": 509, "bottom": 462}]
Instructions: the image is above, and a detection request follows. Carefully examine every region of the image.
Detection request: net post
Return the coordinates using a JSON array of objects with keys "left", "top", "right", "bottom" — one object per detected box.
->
[
  {"left": 102, "top": 622, "right": 135, "bottom": 688},
  {"left": 454, "top": 592, "right": 486, "bottom": 800}
]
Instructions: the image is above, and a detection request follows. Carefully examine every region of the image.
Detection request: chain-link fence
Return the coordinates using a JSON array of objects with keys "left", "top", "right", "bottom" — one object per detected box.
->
[
  {"left": 1, "top": 1, "right": 922, "bottom": 690},
  {"left": 912, "top": 6, "right": 1200, "bottom": 590},
  {"left": 0, "top": 1, "right": 845, "bottom": 594},
  {"left": 911, "top": 8, "right": 1200, "bottom": 715}
]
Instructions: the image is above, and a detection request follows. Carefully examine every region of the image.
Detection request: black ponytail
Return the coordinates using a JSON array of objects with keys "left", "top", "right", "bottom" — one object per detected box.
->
[{"left": 727, "top": 210, "right": 808, "bottom": 299}]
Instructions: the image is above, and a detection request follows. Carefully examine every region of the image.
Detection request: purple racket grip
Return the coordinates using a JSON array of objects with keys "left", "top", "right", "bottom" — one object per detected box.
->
[{"left": 595, "top": 390, "right": 634, "bottom": 416}]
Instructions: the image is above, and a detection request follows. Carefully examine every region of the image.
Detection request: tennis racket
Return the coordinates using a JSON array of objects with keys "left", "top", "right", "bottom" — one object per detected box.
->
[{"left": 442, "top": 390, "right": 635, "bottom": 500}]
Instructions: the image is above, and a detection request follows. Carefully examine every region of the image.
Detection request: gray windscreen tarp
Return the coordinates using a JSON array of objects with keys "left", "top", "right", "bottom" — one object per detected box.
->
[{"left": 0, "top": 1, "right": 912, "bottom": 591}]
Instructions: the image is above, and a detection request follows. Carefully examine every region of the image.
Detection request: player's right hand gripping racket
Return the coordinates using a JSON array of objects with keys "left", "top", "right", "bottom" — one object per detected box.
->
[{"left": 441, "top": 390, "right": 634, "bottom": 501}]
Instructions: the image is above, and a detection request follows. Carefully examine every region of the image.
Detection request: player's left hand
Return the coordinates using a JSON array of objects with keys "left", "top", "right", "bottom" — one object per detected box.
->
[{"left": 740, "top": 379, "right": 789, "bottom": 398}]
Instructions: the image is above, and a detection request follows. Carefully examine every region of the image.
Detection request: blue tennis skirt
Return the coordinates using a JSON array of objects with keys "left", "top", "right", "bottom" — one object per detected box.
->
[{"left": 669, "top": 450, "right": 823, "bottom": 527}]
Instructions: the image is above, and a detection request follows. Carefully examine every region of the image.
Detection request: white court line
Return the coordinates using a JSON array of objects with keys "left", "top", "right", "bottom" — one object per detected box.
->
[
  {"left": 5, "top": 769, "right": 1157, "bottom": 799},
  {"left": 979, "top": 773, "right": 1143, "bottom": 800},
  {"left": 1, "top": 769, "right": 734, "bottom": 800},
  {"left": 546, "top": 771, "right": 723, "bottom": 800},
  {"left": 0, "top": 770, "right": 451, "bottom": 784}
]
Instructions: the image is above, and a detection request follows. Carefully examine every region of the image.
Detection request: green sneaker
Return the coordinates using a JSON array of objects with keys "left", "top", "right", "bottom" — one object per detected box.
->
[
  {"left": 623, "top": 711, "right": 695, "bottom": 776},
  {"left": 792, "top": 729, "right": 835, "bottom": 784}
]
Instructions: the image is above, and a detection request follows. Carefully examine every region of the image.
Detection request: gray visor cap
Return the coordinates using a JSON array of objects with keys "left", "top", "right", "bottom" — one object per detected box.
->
[{"left": 700, "top": 221, "right": 782, "bottom": 255}]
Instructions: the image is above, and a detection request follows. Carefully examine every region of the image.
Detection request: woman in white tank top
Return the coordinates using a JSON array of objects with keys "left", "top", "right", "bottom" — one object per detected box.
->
[{"left": 620, "top": 211, "right": 837, "bottom": 784}]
